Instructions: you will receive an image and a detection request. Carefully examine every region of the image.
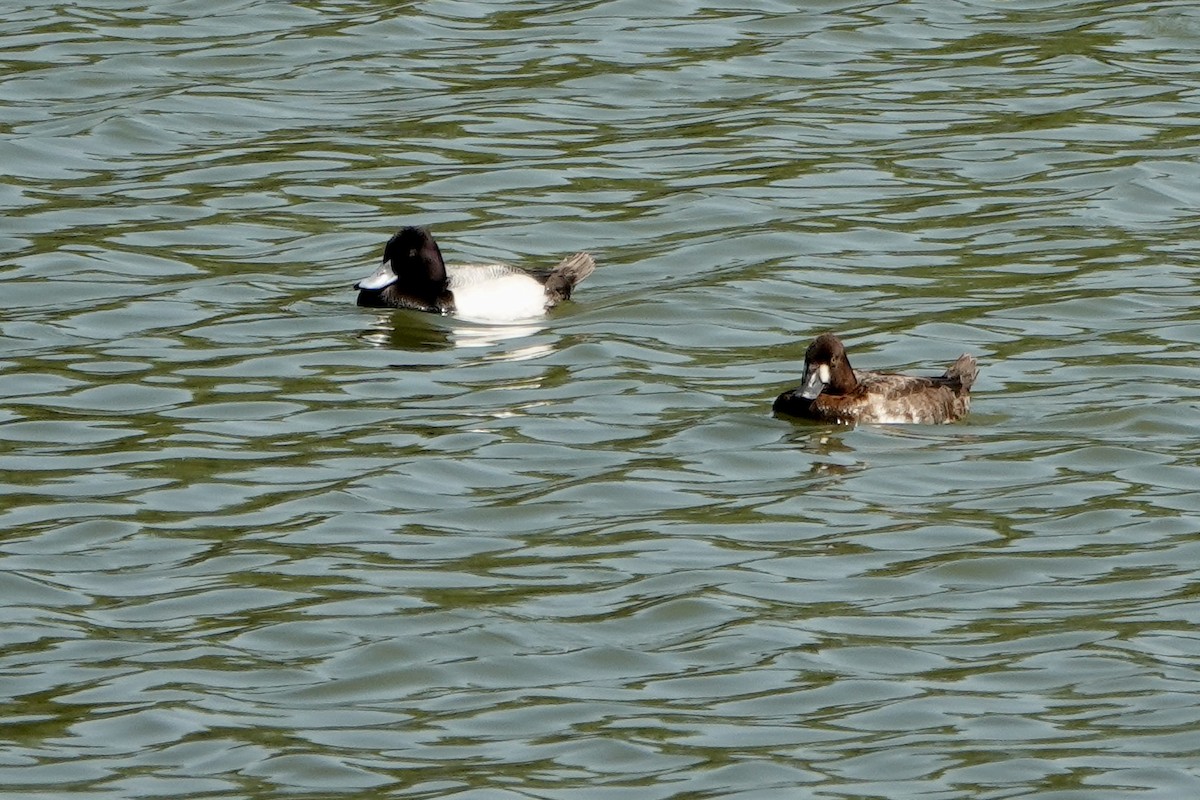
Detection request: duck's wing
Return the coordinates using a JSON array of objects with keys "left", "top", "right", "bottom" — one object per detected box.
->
[
  {"left": 859, "top": 355, "right": 978, "bottom": 396},
  {"left": 855, "top": 370, "right": 939, "bottom": 396},
  {"left": 852, "top": 370, "right": 969, "bottom": 423},
  {"left": 445, "top": 262, "right": 527, "bottom": 290},
  {"left": 454, "top": 253, "right": 596, "bottom": 304}
]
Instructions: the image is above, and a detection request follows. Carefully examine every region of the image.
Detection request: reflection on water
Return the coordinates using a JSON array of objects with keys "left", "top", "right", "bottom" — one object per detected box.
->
[
  {"left": 3, "top": 0, "right": 1200, "bottom": 797},
  {"left": 359, "top": 308, "right": 552, "bottom": 354},
  {"left": 358, "top": 310, "right": 453, "bottom": 351}
]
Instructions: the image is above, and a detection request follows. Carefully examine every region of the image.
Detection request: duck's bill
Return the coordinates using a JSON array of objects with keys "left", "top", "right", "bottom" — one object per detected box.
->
[
  {"left": 355, "top": 260, "right": 398, "bottom": 291},
  {"left": 800, "top": 367, "right": 827, "bottom": 400}
]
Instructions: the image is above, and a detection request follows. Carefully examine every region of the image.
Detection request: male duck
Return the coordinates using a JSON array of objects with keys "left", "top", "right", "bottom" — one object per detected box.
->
[
  {"left": 773, "top": 332, "right": 978, "bottom": 424},
  {"left": 355, "top": 226, "right": 596, "bottom": 322}
]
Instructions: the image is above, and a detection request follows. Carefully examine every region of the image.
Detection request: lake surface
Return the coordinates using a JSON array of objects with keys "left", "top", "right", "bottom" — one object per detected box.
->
[{"left": 3, "top": 1, "right": 1200, "bottom": 797}]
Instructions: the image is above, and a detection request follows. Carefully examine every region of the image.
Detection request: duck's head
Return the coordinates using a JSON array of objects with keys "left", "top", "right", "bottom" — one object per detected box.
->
[
  {"left": 355, "top": 226, "right": 448, "bottom": 291},
  {"left": 800, "top": 333, "right": 857, "bottom": 398}
]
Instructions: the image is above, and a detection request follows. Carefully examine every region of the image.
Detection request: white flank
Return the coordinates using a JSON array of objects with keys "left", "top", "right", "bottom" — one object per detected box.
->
[{"left": 450, "top": 273, "right": 547, "bottom": 321}]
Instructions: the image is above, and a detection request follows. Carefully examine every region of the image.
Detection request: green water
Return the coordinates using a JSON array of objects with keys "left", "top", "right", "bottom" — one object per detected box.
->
[{"left": 3, "top": 1, "right": 1200, "bottom": 797}]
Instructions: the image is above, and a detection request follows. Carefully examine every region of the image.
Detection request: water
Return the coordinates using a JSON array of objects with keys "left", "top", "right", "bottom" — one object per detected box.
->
[{"left": 3, "top": 1, "right": 1200, "bottom": 797}]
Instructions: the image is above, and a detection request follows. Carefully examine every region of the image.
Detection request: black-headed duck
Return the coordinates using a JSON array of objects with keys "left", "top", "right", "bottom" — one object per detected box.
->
[
  {"left": 773, "top": 332, "right": 978, "bottom": 424},
  {"left": 355, "top": 226, "right": 595, "bottom": 322}
]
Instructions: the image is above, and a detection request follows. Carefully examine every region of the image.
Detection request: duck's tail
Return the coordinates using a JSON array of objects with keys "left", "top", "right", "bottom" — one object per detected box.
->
[
  {"left": 943, "top": 354, "right": 979, "bottom": 393},
  {"left": 543, "top": 252, "right": 596, "bottom": 303}
]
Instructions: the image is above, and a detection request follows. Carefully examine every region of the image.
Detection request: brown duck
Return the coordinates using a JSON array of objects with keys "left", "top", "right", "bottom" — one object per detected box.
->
[{"left": 773, "top": 333, "right": 978, "bottom": 424}]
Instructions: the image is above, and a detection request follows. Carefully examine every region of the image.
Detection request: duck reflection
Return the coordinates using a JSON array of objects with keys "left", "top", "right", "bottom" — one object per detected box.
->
[{"left": 358, "top": 310, "right": 551, "bottom": 360}]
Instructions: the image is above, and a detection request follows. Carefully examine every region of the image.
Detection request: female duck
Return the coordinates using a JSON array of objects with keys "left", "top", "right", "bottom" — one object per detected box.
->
[
  {"left": 355, "top": 226, "right": 596, "bottom": 322},
  {"left": 773, "top": 333, "right": 978, "bottom": 424}
]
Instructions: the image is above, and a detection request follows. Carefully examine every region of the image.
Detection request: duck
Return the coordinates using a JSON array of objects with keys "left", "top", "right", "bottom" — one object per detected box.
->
[
  {"left": 773, "top": 332, "right": 978, "bottom": 424},
  {"left": 354, "top": 226, "right": 596, "bottom": 322}
]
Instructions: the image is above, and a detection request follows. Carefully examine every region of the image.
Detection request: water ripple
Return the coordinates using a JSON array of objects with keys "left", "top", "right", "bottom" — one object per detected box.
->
[{"left": 3, "top": 0, "right": 1200, "bottom": 796}]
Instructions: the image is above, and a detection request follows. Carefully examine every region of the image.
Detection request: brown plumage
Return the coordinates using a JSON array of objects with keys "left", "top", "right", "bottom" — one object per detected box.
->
[{"left": 773, "top": 333, "right": 978, "bottom": 424}]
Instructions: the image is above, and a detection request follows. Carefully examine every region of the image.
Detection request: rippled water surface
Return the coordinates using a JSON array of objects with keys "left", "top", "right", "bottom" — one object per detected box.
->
[{"left": 4, "top": 1, "right": 1200, "bottom": 797}]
